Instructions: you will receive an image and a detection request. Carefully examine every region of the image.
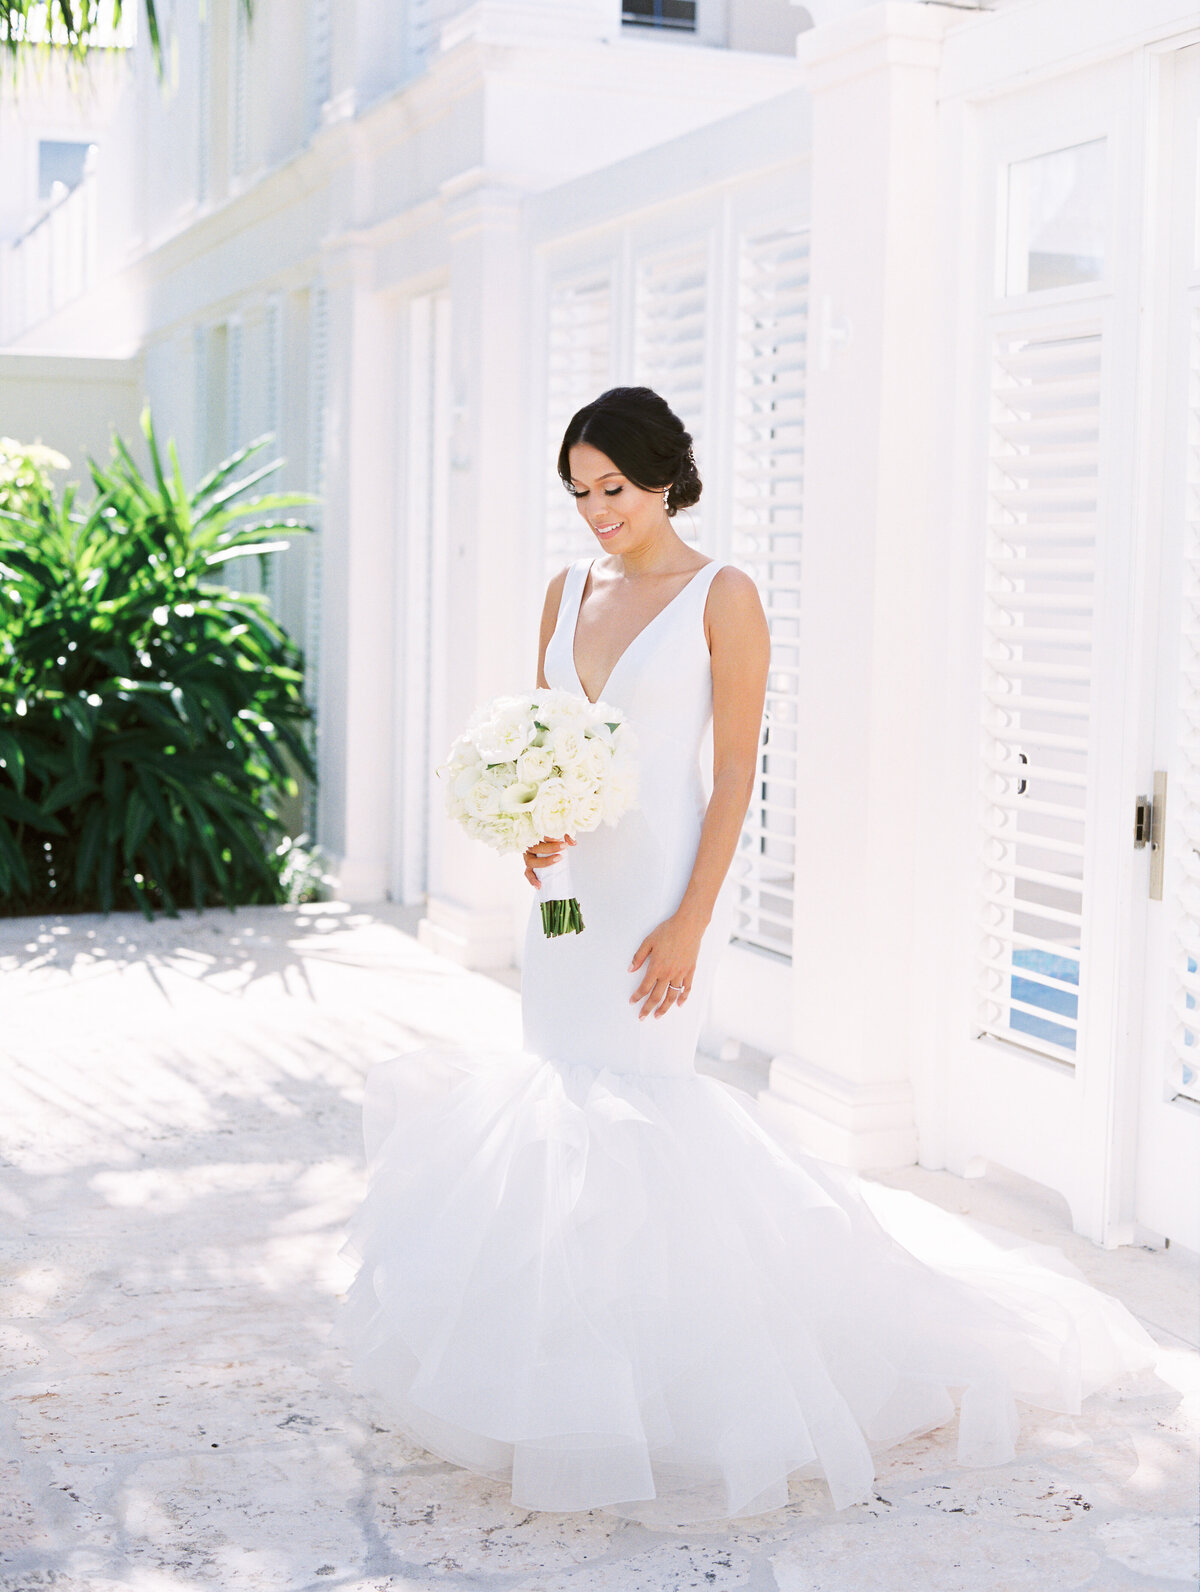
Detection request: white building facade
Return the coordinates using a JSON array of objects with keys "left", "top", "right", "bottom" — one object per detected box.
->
[{"left": 2, "top": 0, "right": 1198, "bottom": 1255}]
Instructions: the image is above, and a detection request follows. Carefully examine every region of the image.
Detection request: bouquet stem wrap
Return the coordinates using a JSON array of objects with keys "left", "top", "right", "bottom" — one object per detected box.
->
[{"left": 537, "top": 848, "right": 585, "bottom": 937}]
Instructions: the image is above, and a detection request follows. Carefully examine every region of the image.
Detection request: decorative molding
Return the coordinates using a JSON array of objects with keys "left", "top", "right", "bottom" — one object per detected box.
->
[
  {"left": 418, "top": 895, "right": 516, "bottom": 969},
  {"left": 759, "top": 1052, "right": 919, "bottom": 1170}
]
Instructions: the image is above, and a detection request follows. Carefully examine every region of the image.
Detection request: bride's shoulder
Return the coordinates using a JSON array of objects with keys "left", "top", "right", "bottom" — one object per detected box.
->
[
  {"left": 703, "top": 562, "right": 767, "bottom": 642},
  {"left": 706, "top": 561, "right": 760, "bottom": 604}
]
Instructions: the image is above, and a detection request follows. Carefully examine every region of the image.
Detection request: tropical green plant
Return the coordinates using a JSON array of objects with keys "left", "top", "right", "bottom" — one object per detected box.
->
[
  {"left": 1, "top": 0, "right": 252, "bottom": 77},
  {"left": 0, "top": 409, "right": 318, "bottom": 919}
]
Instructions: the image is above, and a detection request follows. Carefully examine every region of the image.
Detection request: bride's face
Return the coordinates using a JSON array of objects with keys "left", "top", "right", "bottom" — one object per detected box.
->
[{"left": 567, "top": 442, "right": 665, "bottom": 551}]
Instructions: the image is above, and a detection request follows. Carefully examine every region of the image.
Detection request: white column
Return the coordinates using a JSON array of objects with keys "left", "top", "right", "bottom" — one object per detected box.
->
[
  {"left": 758, "top": 2, "right": 956, "bottom": 1169},
  {"left": 315, "top": 244, "right": 397, "bottom": 901},
  {"left": 418, "top": 171, "right": 532, "bottom": 968}
]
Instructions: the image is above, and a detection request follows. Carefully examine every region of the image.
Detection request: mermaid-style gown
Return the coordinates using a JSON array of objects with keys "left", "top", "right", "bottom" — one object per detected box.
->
[{"left": 340, "top": 555, "right": 1161, "bottom": 1522}]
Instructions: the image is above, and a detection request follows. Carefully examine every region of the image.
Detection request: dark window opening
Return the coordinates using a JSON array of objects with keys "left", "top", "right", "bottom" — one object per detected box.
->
[{"left": 622, "top": 1, "right": 698, "bottom": 31}]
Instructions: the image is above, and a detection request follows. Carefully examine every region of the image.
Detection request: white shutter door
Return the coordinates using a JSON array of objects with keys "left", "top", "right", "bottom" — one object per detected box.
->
[
  {"left": 1165, "top": 306, "right": 1200, "bottom": 1106},
  {"left": 543, "top": 270, "right": 613, "bottom": 579},
  {"left": 729, "top": 225, "right": 809, "bottom": 960},
  {"left": 977, "top": 321, "right": 1101, "bottom": 1063},
  {"left": 633, "top": 243, "right": 708, "bottom": 543}
]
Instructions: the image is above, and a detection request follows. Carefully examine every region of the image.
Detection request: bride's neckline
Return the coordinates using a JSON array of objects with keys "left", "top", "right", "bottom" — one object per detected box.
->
[{"left": 570, "top": 555, "right": 715, "bottom": 706}]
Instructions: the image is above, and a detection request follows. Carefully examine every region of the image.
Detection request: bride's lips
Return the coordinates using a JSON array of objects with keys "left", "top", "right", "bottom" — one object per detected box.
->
[{"left": 594, "top": 522, "right": 623, "bottom": 539}]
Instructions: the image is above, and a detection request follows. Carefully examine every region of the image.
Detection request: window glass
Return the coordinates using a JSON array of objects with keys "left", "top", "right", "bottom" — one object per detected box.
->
[
  {"left": 622, "top": 1, "right": 698, "bottom": 30},
  {"left": 1004, "top": 138, "right": 1106, "bottom": 295},
  {"left": 38, "top": 140, "right": 95, "bottom": 200}
]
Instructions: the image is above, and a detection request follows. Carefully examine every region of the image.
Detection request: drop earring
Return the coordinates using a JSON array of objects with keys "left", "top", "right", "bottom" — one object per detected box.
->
[{"left": 662, "top": 486, "right": 670, "bottom": 511}]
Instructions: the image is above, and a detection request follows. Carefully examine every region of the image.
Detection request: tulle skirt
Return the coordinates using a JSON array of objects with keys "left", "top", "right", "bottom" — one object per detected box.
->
[{"left": 337, "top": 1045, "right": 1161, "bottom": 1522}]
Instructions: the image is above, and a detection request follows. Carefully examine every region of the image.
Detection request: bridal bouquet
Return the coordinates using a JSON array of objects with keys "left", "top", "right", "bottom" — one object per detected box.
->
[{"left": 436, "top": 688, "right": 639, "bottom": 937}]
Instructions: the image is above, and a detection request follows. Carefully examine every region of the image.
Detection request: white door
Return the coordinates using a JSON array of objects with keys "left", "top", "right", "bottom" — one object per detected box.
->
[
  {"left": 938, "top": 47, "right": 1200, "bottom": 1249},
  {"left": 1135, "top": 42, "right": 1200, "bottom": 1254}
]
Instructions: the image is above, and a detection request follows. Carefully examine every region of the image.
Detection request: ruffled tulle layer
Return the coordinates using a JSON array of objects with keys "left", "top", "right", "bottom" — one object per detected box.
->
[{"left": 338, "top": 1046, "right": 1161, "bottom": 1522}]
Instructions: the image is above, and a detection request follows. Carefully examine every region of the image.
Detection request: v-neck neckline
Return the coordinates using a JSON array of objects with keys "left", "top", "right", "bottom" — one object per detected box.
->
[{"left": 570, "top": 556, "right": 715, "bottom": 706}]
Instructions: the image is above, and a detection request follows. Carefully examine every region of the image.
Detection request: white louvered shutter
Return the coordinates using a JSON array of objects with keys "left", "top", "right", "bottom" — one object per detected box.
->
[
  {"left": 232, "top": 2, "right": 249, "bottom": 177},
  {"left": 543, "top": 270, "right": 613, "bottom": 579},
  {"left": 728, "top": 225, "right": 809, "bottom": 960},
  {"left": 633, "top": 243, "right": 708, "bottom": 543},
  {"left": 304, "top": 285, "right": 328, "bottom": 833},
  {"left": 227, "top": 316, "right": 243, "bottom": 458},
  {"left": 197, "top": 7, "right": 211, "bottom": 203},
  {"left": 192, "top": 324, "right": 207, "bottom": 481},
  {"left": 1166, "top": 307, "right": 1200, "bottom": 1103},
  {"left": 977, "top": 322, "right": 1101, "bottom": 1062},
  {"left": 262, "top": 296, "right": 283, "bottom": 612},
  {"left": 308, "top": 0, "right": 333, "bottom": 132}
]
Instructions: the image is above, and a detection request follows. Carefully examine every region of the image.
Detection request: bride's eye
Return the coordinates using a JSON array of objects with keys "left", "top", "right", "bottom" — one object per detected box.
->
[{"left": 604, "top": 487, "right": 622, "bottom": 497}]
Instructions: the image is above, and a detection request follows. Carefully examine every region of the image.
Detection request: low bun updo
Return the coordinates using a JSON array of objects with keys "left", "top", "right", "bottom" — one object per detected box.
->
[{"left": 558, "top": 386, "right": 702, "bottom": 518}]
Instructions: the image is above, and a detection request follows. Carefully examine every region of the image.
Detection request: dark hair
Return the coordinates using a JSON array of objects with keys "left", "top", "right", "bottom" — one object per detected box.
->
[{"left": 557, "top": 386, "right": 702, "bottom": 518}]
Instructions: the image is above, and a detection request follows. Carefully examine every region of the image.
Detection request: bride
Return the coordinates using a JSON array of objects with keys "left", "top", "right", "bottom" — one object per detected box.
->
[{"left": 340, "top": 385, "right": 1161, "bottom": 1523}]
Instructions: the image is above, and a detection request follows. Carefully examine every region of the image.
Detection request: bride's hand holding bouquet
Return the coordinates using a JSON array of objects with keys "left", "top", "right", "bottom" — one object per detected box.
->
[{"left": 436, "top": 687, "right": 639, "bottom": 937}]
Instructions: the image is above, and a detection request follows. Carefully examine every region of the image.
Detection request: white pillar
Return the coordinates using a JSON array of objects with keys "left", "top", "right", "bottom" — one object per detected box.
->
[
  {"left": 758, "top": 2, "right": 956, "bottom": 1169},
  {"left": 315, "top": 244, "right": 397, "bottom": 901},
  {"left": 418, "top": 171, "right": 532, "bottom": 968}
]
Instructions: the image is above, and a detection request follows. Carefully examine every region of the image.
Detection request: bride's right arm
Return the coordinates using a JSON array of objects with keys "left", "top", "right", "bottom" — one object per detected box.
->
[
  {"left": 535, "top": 565, "right": 571, "bottom": 689},
  {"left": 525, "top": 566, "right": 576, "bottom": 889}
]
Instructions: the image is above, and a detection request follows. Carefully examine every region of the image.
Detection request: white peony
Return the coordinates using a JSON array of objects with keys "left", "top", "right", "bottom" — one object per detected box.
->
[
  {"left": 533, "top": 777, "right": 576, "bottom": 839},
  {"left": 601, "top": 763, "right": 639, "bottom": 825},
  {"left": 473, "top": 702, "right": 536, "bottom": 763},
  {"left": 465, "top": 781, "right": 502, "bottom": 819},
  {"left": 573, "top": 789, "right": 604, "bottom": 830}
]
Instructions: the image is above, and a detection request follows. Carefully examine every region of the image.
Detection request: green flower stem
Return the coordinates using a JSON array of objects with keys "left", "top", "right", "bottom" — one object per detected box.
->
[{"left": 540, "top": 895, "right": 585, "bottom": 937}]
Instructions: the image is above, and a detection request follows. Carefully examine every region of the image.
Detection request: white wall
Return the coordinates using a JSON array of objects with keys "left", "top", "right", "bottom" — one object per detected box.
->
[{"left": 0, "top": 352, "right": 144, "bottom": 478}]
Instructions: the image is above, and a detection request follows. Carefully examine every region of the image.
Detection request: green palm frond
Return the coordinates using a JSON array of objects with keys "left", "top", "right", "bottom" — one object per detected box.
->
[{"left": 1, "top": 0, "right": 253, "bottom": 76}]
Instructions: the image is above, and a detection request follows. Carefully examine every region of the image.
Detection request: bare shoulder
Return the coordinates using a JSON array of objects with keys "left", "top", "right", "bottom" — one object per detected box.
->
[
  {"left": 704, "top": 563, "right": 766, "bottom": 631},
  {"left": 708, "top": 563, "right": 759, "bottom": 601}
]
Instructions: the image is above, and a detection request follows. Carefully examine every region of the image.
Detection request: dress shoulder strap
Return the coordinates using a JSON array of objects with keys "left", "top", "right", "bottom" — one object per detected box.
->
[
  {"left": 690, "top": 557, "right": 732, "bottom": 604},
  {"left": 553, "top": 557, "right": 592, "bottom": 631}
]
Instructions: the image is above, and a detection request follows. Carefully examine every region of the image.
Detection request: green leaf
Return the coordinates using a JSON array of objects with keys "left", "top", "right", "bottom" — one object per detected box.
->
[
  {"left": 0, "top": 788, "right": 67, "bottom": 833},
  {"left": 204, "top": 540, "right": 292, "bottom": 566}
]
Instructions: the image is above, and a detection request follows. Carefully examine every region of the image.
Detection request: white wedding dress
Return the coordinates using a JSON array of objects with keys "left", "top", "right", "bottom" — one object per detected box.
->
[{"left": 340, "top": 555, "right": 1161, "bottom": 1522}]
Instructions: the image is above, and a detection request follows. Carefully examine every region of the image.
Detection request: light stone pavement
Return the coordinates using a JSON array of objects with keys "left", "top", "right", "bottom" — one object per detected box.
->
[{"left": 0, "top": 901, "right": 1196, "bottom": 1592}]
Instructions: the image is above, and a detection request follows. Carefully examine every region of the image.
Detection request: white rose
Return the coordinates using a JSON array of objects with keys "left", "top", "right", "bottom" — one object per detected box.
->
[
  {"left": 581, "top": 738, "right": 609, "bottom": 781},
  {"left": 482, "top": 761, "right": 516, "bottom": 789},
  {"left": 516, "top": 745, "right": 555, "bottom": 784},
  {"left": 550, "top": 726, "right": 584, "bottom": 773}
]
